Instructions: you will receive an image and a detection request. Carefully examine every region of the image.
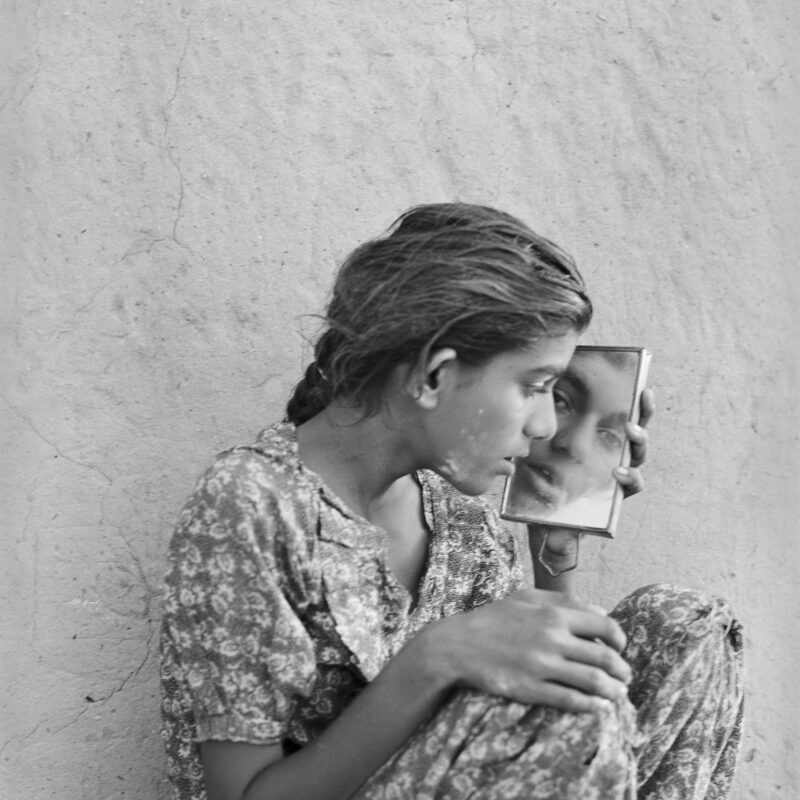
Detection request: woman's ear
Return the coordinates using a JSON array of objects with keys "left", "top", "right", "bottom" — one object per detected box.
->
[{"left": 412, "top": 348, "right": 458, "bottom": 410}]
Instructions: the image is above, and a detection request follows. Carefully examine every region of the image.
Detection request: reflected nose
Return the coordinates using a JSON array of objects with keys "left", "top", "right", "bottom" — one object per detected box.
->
[
  {"left": 524, "top": 394, "right": 558, "bottom": 441},
  {"left": 552, "top": 419, "right": 593, "bottom": 461}
]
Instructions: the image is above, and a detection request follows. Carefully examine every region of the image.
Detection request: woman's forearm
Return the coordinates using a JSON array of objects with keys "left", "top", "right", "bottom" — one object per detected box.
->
[
  {"left": 229, "top": 580, "right": 631, "bottom": 800},
  {"left": 242, "top": 625, "right": 454, "bottom": 800}
]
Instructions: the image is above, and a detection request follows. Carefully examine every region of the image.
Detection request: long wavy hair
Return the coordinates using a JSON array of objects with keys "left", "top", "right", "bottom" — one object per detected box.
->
[{"left": 286, "top": 203, "right": 592, "bottom": 425}]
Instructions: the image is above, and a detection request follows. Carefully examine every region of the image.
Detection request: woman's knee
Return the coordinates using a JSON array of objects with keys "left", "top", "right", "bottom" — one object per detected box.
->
[{"left": 611, "top": 583, "right": 743, "bottom": 664}]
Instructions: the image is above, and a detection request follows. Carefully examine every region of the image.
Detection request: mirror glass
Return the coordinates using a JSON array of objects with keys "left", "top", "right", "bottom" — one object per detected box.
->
[{"left": 500, "top": 346, "right": 650, "bottom": 536}]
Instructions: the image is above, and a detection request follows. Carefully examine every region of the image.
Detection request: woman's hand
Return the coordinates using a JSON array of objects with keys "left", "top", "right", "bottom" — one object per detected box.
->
[
  {"left": 614, "top": 387, "right": 655, "bottom": 498},
  {"left": 428, "top": 588, "right": 631, "bottom": 713}
]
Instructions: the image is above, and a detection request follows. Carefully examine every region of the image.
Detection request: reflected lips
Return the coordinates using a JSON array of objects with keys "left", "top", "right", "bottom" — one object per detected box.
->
[{"left": 518, "top": 461, "right": 563, "bottom": 506}]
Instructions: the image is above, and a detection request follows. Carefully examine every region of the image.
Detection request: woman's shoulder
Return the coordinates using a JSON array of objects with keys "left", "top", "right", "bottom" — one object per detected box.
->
[
  {"left": 170, "top": 421, "right": 320, "bottom": 560},
  {"left": 196, "top": 421, "right": 308, "bottom": 497}
]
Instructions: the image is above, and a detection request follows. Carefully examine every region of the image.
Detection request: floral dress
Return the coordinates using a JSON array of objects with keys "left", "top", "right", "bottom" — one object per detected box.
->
[{"left": 159, "top": 422, "right": 743, "bottom": 800}]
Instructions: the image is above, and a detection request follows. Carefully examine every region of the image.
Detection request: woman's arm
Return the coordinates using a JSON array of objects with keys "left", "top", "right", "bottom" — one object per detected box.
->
[
  {"left": 202, "top": 632, "right": 450, "bottom": 800},
  {"left": 201, "top": 588, "right": 631, "bottom": 800}
]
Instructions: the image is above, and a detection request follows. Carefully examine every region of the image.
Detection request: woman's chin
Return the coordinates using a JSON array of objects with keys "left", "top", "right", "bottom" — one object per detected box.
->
[{"left": 435, "top": 464, "right": 495, "bottom": 496}]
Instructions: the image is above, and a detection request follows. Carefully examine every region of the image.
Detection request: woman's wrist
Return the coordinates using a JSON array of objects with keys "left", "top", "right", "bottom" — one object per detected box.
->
[{"left": 404, "top": 617, "right": 464, "bottom": 693}]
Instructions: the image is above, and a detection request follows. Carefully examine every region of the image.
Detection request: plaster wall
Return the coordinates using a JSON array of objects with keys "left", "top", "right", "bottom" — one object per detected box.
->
[{"left": 2, "top": 1, "right": 798, "bottom": 797}]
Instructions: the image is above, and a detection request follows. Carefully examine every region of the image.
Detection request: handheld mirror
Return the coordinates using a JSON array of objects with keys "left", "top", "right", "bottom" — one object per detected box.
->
[{"left": 500, "top": 346, "right": 651, "bottom": 537}]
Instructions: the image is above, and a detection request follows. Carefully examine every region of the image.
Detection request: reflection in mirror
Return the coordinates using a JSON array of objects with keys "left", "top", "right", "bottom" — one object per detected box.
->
[{"left": 500, "top": 346, "right": 650, "bottom": 536}]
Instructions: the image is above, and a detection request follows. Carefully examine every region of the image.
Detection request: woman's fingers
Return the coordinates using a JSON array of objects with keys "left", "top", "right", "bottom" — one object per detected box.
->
[
  {"left": 625, "top": 388, "right": 654, "bottom": 469},
  {"left": 613, "top": 464, "right": 644, "bottom": 498},
  {"left": 564, "top": 637, "right": 632, "bottom": 685},
  {"left": 638, "top": 387, "right": 655, "bottom": 428},
  {"left": 451, "top": 590, "right": 632, "bottom": 708},
  {"left": 625, "top": 421, "right": 648, "bottom": 469},
  {"left": 514, "top": 592, "right": 627, "bottom": 652},
  {"left": 619, "top": 392, "right": 651, "bottom": 491},
  {"left": 547, "top": 660, "right": 629, "bottom": 703},
  {"left": 566, "top": 607, "right": 628, "bottom": 653},
  {"left": 521, "top": 683, "right": 616, "bottom": 714}
]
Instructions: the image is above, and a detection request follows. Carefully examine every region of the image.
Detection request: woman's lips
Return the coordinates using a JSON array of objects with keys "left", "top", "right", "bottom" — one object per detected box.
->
[{"left": 499, "top": 457, "right": 516, "bottom": 476}]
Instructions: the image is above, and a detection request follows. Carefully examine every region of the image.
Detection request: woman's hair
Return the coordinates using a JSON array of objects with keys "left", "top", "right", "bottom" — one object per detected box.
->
[{"left": 286, "top": 203, "right": 592, "bottom": 424}]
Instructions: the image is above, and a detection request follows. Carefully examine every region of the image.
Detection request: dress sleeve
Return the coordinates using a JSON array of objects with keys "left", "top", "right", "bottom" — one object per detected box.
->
[{"left": 161, "top": 450, "right": 318, "bottom": 745}]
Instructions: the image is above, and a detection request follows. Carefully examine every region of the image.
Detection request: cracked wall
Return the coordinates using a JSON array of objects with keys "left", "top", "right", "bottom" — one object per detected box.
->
[{"left": 2, "top": 1, "right": 798, "bottom": 797}]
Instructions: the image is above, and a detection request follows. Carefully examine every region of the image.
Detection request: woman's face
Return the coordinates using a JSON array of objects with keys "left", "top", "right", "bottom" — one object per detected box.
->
[
  {"left": 422, "top": 333, "right": 579, "bottom": 496},
  {"left": 512, "top": 352, "right": 632, "bottom": 510}
]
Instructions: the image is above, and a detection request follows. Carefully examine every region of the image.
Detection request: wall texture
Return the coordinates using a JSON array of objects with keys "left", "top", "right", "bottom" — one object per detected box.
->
[{"left": 2, "top": 1, "right": 798, "bottom": 797}]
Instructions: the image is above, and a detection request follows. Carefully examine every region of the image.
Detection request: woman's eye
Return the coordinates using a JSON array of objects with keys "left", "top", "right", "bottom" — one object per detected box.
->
[
  {"left": 523, "top": 382, "right": 549, "bottom": 397},
  {"left": 523, "top": 377, "right": 558, "bottom": 397}
]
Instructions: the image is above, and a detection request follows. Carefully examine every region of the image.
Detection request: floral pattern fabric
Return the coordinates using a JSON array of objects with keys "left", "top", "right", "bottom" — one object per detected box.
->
[
  {"left": 353, "top": 584, "right": 744, "bottom": 800},
  {"left": 159, "top": 422, "right": 522, "bottom": 799},
  {"left": 160, "top": 423, "right": 744, "bottom": 800}
]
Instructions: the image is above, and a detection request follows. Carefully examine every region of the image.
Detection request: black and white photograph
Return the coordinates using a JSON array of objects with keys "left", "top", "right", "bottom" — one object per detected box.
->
[{"left": 2, "top": 2, "right": 797, "bottom": 798}]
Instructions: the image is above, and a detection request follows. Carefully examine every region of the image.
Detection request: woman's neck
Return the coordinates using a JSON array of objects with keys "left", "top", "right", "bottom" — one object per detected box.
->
[{"left": 295, "top": 403, "right": 419, "bottom": 520}]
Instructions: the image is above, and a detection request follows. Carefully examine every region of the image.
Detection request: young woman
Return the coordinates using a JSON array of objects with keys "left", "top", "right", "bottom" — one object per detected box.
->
[{"left": 160, "top": 204, "right": 743, "bottom": 800}]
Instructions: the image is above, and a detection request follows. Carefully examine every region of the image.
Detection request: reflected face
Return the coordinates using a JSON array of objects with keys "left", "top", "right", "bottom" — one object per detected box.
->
[{"left": 512, "top": 351, "right": 633, "bottom": 510}]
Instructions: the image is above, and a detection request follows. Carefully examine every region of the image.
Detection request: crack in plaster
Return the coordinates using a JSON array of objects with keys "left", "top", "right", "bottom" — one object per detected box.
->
[
  {"left": 1, "top": 704, "right": 93, "bottom": 757},
  {"left": 12, "top": 49, "right": 42, "bottom": 112},
  {"left": 4, "top": 393, "right": 117, "bottom": 644},
  {"left": 121, "top": 237, "right": 173, "bottom": 260},
  {"left": 162, "top": 27, "right": 191, "bottom": 138},
  {"left": 74, "top": 278, "right": 116, "bottom": 313},
  {"left": 161, "top": 27, "right": 195, "bottom": 253},
  {"left": 78, "top": 617, "right": 158, "bottom": 712},
  {"left": 0, "top": 393, "right": 114, "bottom": 484},
  {"left": 758, "top": 61, "right": 787, "bottom": 92},
  {"left": 4, "top": 475, "right": 158, "bottom": 747},
  {"left": 106, "top": 625, "right": 156, "bottom": 702},
  {"left": 622, "top": 0, "right": 634, "bottom": 30},
  {"left": 251, "top": 370, "right": 285, "bottom": 389},
  {"left": 114, "top": 524, "right": 156, "bottom": 620},
  {"left": 97, "top": 481, "right": 158, "bottom": 635},
  {"left": 20, "top": 466, "right": 47, "bottom": 645},
  {"left": 167, "top": 150, "right": 188, "bottom": 245},
  {"left": 102, "top": 485, "right": 162, "bottom": 704},
  {"left": 462, "top": 0, "right": 480, "bottom": 68},
  {"left": 3, "top": 0, "right": 44, "bottom": 113}
]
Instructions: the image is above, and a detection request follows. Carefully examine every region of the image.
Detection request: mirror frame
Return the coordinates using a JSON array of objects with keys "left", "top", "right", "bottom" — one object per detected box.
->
[{"left": 499, "top": 345, "right": 651, "bottom": 537}]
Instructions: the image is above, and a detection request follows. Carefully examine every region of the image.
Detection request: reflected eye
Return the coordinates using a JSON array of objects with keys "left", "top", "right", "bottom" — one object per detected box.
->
[
  {"left": 597, "top": 428, "right": 625, "bottom": 451},
  {"left": 553, "top": 387, "right": 571, "bottom": 414}
]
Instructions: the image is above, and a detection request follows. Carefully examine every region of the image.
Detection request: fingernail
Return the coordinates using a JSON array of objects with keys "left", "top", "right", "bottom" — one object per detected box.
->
[
  {"left": 630, "top": 424, "right": 643, "bottom": 435},
  {"left": 615, "top": 467, "right": 629, "bottom": 477}
]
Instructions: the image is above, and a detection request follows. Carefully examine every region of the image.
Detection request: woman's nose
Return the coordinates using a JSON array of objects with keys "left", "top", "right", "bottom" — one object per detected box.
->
[{"left": 523, "top": 394, "right": 558, "bottom": 441}]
